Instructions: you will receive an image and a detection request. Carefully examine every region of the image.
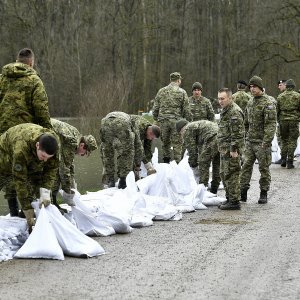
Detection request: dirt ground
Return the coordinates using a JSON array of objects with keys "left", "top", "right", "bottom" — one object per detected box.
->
[{"left": 0, "top": 161, "right": 299, "bottom": 300}]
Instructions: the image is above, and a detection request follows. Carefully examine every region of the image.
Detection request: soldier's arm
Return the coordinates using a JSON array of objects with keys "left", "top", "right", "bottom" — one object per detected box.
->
[
  {"left": 59, "top": 147, "right": 76, "bottom": 193},
  {"left": 263, "top": 103, "right": 277, "bottom": 145},
  {"left": 41, "top": 154, "right": 60, "bottom": 191},
  {"left": 152, "top": 91, "right": 161, "bottom": 121},
  {"left": 182, "top": 92, "right": 192, "bottom": 121},
  {"left": 207, "top": 101, "right": 215, "bottom": 121},
  {"left": 133, "top": 125, "right": 144, "bottom": 167},
  {"left": 32, "top": 77, "right": 52, "bottom": 129},
  {"left": 184, "top": 128, "right": 198, "bottom": 167},
  {"left": 229, "top": 112, "right": 245, "bottom": 153},
  {"left": 244, "top": 104, "right": 249, "bottom": 133}
]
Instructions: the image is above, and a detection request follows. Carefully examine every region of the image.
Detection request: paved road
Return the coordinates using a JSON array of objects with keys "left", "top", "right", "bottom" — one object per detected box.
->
[{"left": 1, "top": 161, "right": 299, "bottom": 300}]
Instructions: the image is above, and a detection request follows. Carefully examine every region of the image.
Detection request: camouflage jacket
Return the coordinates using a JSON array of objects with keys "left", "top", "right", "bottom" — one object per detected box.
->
[
  {"left": 130, "top": 115, "right": 153, "bottom": 164},
  {"left": 183, "top": 120, "right": 218, "bottom": 167},
  {"left": 244, "top": 94, "right": 276, "bottom": 144},
  {"left": 0, "top": 123, "right": 59, "bottom": 207},
  {"left": 0, "top": 62, "right": 51, "bottom": 134},
  {"left": 217, "top": 102, "right": 245, "bottom": 153},
  {"left": 51, "top": 118, "right": 81, "bottom": 192},
  {"left": 188, "top": 96, "right": 215, "bottom": 122},
  {"left": 152, "top": 82, "right": 191, "bottom": 121},
  {"left": 232, "top": 90, "right": 252, "bottom": 113},
  {"left": 105, "top": 112, "right": 144, "bottom": 165},
  {"left": 277, "top": 88, "right": 300, "bottom": 122}
]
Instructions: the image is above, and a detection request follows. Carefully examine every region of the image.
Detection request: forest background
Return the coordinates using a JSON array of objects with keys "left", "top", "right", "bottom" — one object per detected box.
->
[{"left": 0, "top": 0, "right": 299, "bottom": 131}]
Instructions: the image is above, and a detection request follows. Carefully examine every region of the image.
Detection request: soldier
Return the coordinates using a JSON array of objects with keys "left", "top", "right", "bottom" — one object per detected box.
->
[
  {"left": 176, "top": 119, "right": 220, "bottom": 194},
  {"left": 100, "top": 111, "right": 144, "bottom": 189},
  {"left": 240, "top": 76, "right": 277, "bottom": 204},
  {"left": 188, "top": 82, "right": 215, "bottom": 121},
  {"left": 0, "top": 124, "right": 59, "bottom": 232},
  {"left": 0, "top": 48, "right": 52, "bottom": 216},
  {"left": 217, "top": 88, "right": 244, "bottom": 210},
  {"left": 50, "top": 119, "right": 98, "bottom": 207},
  {"left": 276, "top": 79, "right": 300, "bottom": 169},
  {"left": 232, "top": 80, "right": 252, "bottom": 113},
  {"left": 152, "top": 72, "right": 191, "bottom": 163},
  {"left": 130, "top": 115, "right": 160, "bottom": 175}
]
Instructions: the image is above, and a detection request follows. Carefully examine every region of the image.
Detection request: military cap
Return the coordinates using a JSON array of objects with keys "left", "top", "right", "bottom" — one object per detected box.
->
[
  {"left": 176, "top": 119, "right": 189, "bottom": 133},
  {"left": 83, "top": 135, "right": 98, "bottom": 152},
  {"left": 192, "top": 82, "right": 203, "bottom": 91},
  {"left": 285, "top": 79, "right": 295, "bottom": 88},
  {"left": 249, "top": 75, "right": 264, "bottom": 90},
  {"left": 237, "top": 80, "right": 247, "bottom": 86},
  {"left": 170, "top": 72, "right": 182, "bottom": 81},
  {"left": 277, "top": 79, "right": 286, "bottom": 85},
  {"left": 151, "top": 125, "right": 161, "bottom": 138}
]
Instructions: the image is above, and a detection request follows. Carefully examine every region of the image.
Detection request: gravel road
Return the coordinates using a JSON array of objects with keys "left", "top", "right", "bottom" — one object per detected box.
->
[{"left": 1, "top": 161, "right": 299, "bottom": 300}]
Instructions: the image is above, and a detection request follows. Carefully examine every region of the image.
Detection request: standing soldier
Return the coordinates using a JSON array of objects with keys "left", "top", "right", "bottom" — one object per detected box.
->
[
  {"left": 100, "top": 112, "right": 144, "bottom": 189},
  {"left": 130, "top": 115, "right": 160, "bottom": 175},
  {"left": 176, "top": 119, "right": 220, "bottom": 194},
  {"left": 232, "top": 80, "right": 252, "bottom": 113},
  {"left": 276, "top": 79, "right": 300, "bottom": 169},
  {"left": 0, "top": 48, "right": 52, "bottom": 217},
  {"left": 217, "top": 88, "right": 244, "bottom": 210},
  {"left": 152, "top": 72, "right": 191, "bottom": 163},
  {"left": 50, "top": 119, "right": 98, "bottom": 207},
  {"left": 0, "top": 124, "right": 59, "bottom": 232},
  {"left": 188, "top": 82, "right": 215, "bottom": 121},
  {"left": 240, "top": 76, "right": 277, "bottom": 204}
]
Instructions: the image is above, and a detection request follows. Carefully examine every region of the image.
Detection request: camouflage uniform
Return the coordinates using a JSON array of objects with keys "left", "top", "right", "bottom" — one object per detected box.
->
[
  {"left": 50, "top": 119, "right": 81, "bottom": 194},
  {"left": 0, "top": 124, "right": 59, "bottom": 210},
  {"left": 130, "top": 115, "right": 153, "bottom": 164},
  {"left": 277, "top": 87, "right": 300, "bottom": 163},
  {"left": 232, "top": 90, "right": 252, "bottom": 113},
  {"left": 188, "top": 96, "right": 215, "bottom": 121},
  {"left": 100, "top": 112, "right": 143, "bottom": 182},
  {"left": 153, "top": 82, "right": 191, "bottom": 162},
  {"left": 0, "top": 62, "right": 52, "bottom": 215},
  {"left": 183, "top": 120, "right": 220, "bottom": 190},
  {"left": 240, "top": 95, "right": 277, "bottom": 192},
  {"left": 217, "top": 102, "right": 244, "bottom": 202}
]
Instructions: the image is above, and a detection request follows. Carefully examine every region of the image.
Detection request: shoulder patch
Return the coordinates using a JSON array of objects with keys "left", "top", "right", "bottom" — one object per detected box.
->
[
  {"left": 266, "top": 105, "right": 274, "bottom": 109},
  {"left": 14, "top": 164, "right": 22, "bottom": 172}
]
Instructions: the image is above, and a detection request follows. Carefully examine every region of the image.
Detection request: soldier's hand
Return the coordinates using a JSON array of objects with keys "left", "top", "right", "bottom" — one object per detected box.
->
[
  {"left": 230, "top": 151, "right": 239, "bottom": 158},
  {"left": 62, "top": 190, "right": 75, "bottom": 206},
  {"left": 144, "top": 162, "right": 157, "bottom": 176},
  {"left": 39, "top": 187, "right": 51, "bottom": 208},
  {"left": 23, "top": 209, "right": 35, "bottom": 233},
  {"left": 134, "top": 166, "right": 141, "bottom": 181}
]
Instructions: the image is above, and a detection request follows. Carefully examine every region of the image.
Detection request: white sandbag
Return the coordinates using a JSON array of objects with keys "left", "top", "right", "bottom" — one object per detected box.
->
[
  {"left": 96, "top": 212, "right": 133, "bottom": 234},
  {"left": 202, "top": 191, "right": 225, "bottom": 206},
  {"left": 130, "top": 213, "right": 154, "bottom": 227},
  {"left": 45, "top": 205, "right": 105, "bottom": 257},
  {"left": 14, "top": 206, "right": 64, "bottom": 260}
]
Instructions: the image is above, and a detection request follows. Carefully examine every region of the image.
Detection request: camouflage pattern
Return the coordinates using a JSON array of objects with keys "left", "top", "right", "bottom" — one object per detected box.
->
[
  {"left": 277, "top": 87, "right": 300, "bottom": 161},
  {"left": 188, "top": 96, "right": 215, "bottom": 121},
  {"left": 182, "top": 120, "right": 220, "bottom": 188},
  {"left": 217, "top": 102, "right": 244, "bottom": 202},
  {"left": 0, "top": 62, "right": 51, "bottom": 134},
  {"left": 100, "top": 112, "right": 143, "bottom": 181},
  {"left": 153, "top": 82, "right": 191, "bottom": 162},
  {"left": 51, "top": 118, "right": 81, "bottom": 194},
  {"left": 0, "top": 124, "right": 59, "bottom": 210},
  {"left": 240, "top": 94, "right": 277, "bottom": 192},
  {"left": 130, "top": 115, "right": 153, "bottom": 164},
  {"left": 232, "top": 90, "right": 252, "bottom": 113}
]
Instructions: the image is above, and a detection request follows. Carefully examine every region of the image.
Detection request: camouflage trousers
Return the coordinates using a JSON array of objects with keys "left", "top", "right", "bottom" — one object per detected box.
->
[
  {"left": 240, "top": 141, "right": 272, "bottom": 192},
  {"left": 279, "top": 120, "right": 299, "bottom": 161},
  {"left": 100, "top": 116, "right": 135, "bottom": 182},
  {"left": 199, "top": 136, "right": 220, "bottom": 189},
  {"left": 220, "top": 152, "right": 241, "bottom": 202},
  {"left": 158, "top": 119, "right": 183, "bottom": 163}
]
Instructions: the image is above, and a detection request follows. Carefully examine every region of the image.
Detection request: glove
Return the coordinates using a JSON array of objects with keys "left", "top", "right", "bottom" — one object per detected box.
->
[
  {"left": 62, "top": 190, "right": 75, "bottom": 206},
  {"left": 144, "top": 162, "right": 157, "bottom": 176},
  {"left": 23, "top": 209, "right": 35, "bottom": 233},
  {"left": 191, "top": 166, "right": 200, "bottom": 178},
  {"left": 39, "top": 187, "right": 51, "bottom": 208},
  {"left": 134, "top": 166, "right": 141, "bottom": 181}
]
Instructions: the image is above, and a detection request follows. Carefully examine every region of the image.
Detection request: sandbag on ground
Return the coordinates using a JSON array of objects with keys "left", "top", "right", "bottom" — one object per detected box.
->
[{"left": 14, "top": 206, "right": 64, "bottom": 260}]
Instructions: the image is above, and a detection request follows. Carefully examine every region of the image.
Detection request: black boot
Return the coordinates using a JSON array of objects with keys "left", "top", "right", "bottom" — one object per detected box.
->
[
  {"left": 163, "top": 157, "right": 170, "bottom": 164},
  {"left": 218, "top": 201, "right": 241, "bottom": 210},
  {"left": 118, "top": 177, "right": 127, "bottom": 189},
  {"left": 210, "top": 187, "right": 218, "bottom": 195},
  {"left": 7, "top": 198, "right": 19, "bottom": 217},
  {"left": 280, "top": 158, "right": 287, "bottom": 167},
  {"left": 258, "top": 191, "right": 268, "bottom": 204},
  {"left": 240, "top": 188, "right": 248, "bottom": 202},
  {"left": 286, "top": 161, "right": 295, "bottom": 169}
]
